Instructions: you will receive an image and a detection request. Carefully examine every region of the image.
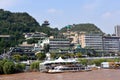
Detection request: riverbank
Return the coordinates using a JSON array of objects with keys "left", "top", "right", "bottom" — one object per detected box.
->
[{"left": 0, "top": 69, "right": 120, "bottom": 80}]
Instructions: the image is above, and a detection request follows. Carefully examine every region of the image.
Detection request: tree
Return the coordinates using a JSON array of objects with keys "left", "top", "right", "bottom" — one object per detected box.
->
[
  {"left": 21, "top": 55, "right": 28, "bottom": 61},
  {"left": 69, "top": 53, "right": 75, "bottom": 58},
  {"left": 3, "top": 61, "right": 15, "bottom": 74},
  {"left": 15, "top": 63, "right": 26, "bottom": 73},
  {"left": 36, "top": 53, "right": 46, "bottom": 60},
  {"left": 44, "top": 44, "right": 49, "bottom": 53},
  {"left": 60, "top": 23, "right": 103, "bottom": 34},
  {"left": 78, "top": 59, "right": 88, "bottom": 66},
  {"left": 76, "top": 52, "right": 82, "bottom": 58},
  {"left": 0, "top": 59, "right": 9, "bottom": 74},
  {"left": 12, "top": 54, "right": 22, "bottom": 62},
  {"left": 30, "top": 61, "right": 40, "bottom": 71},
  {"left": 0, "top": 60, "right": 4, "bottom": 74},
  {"left": 50, "top": 53, "right": 57, "bottom": 59},
  {"left": 27, "top": 39, "right": 38, "bottom": 44}
]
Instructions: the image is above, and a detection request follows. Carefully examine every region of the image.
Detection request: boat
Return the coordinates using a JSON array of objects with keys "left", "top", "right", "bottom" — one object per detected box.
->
[
  {"left": 48, "top": 66, "right": 64, "bottom": 73},
  {"left": 48, "top": 65, "right": 91, "bottom": 73},
  {"left": 40, "top": 57, "right": 91, "bottom": 73}
]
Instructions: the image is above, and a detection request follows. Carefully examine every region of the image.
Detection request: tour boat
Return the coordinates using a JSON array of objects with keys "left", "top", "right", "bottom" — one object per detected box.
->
[{"left": 48, "top": 66, "right": 91, "bottom": 73}]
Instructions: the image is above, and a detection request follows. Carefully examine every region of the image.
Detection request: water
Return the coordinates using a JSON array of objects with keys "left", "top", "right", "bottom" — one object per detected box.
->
[{"left": 0, "top": 69, "right": 120, "bottom": 80}]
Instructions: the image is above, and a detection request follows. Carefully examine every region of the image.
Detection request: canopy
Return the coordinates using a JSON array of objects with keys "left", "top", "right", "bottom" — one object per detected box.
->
[
  {"left": 40, "top": 57, "right": 78, "bottom": 65},
  {"left": 54, "top": 57, "right": 66, "bottom": 63}
]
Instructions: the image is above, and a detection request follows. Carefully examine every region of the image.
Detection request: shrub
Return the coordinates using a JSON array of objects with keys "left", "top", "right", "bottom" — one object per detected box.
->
[
  {"left": 78, "top": 59, "right": 88, "bottom": 66},
  {"left": 0, "top": 59, "right": 10, "bottom": 74},
  {"left": 12, "top": 54, "right": 22, "bottom": 62},
  {"left": 3, "top": 61, "right": 15, "bottom": 74},
  {"left": 30, "top": 61, "right": 40, "bottom": 71},
  {"left": 15, "top": 63, "right": 26, "bottom": 73},
  {"left": 36, "top": 53, "right": 46, "bottom": 60},
  {"left": 0, "top": 61, "right": 4, "bottom": 74}
]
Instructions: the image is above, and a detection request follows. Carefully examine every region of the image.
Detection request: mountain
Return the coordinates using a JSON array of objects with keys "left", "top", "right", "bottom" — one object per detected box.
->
[
  {"left": 0, "top": 9, "right": 103, "bottom": 53},
  {"left": 0, "top": 9, "right": 41, "bottom": 34},
  {"left": 60, "top": 23, "right": 103, "bottom": 34},
  {"left": 0, "top": 9, "right": 58, "bottom": 53}
]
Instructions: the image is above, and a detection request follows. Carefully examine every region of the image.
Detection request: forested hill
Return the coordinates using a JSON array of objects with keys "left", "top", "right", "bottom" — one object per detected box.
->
[
  {"left": 0, "top": 9, "right": 59, "bottom": 35},
  {"left": 0, "top": 9, "right": 41, "bottom": 34},
  {"left": 0, "top": 9, "right": 58, "bottom": 53},
  {"left": 60, "top": 23, "right": 103, "bottom": 34},
  {"left": 0, "top": 9, "right": 103, "bottom": 53}
]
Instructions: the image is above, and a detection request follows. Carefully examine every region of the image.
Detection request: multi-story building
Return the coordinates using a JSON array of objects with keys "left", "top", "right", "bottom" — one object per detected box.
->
[
  {"left": 63, "top": 31, "right": 80, "bottom": 44},
  {"left": 49, "top": 38, "right": 70, "bottom": 52},
  {"left": 24, "top": 32, "right": 47, "bottom": 39},
  {"left": 102, "top": 36, "right": 120, "bottom": 53},
  {"left": 115, "top": 25, "right": 120, "bottom": 37},
  {"left": 34, "top": 37, "right": 70, "bottom": 53},
  {"left": 80, "top": 33, "right": 103, "bottom": 51}
]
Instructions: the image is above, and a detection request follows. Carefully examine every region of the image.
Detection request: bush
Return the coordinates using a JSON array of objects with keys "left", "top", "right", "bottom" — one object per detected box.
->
[
  {"left": 3, "top": 61, "right": 15, "bottom": 74},
  {"left": 0, "top": 61, "right": 4, "bottom": 74},
  {"left": 36, "top": 53, "right": 46, "bottom": 60},
  {"left": 12, "top": 54, "right": 22, "bottom": 62},
  {"left": 50, "top": 53, "right": 57, "bottom": 59},
  {"left": 30, "top": 61, "right": 40, "bottom": 71},
  {"left": 15, "top": 63, "right": 26, "bottom": 73},
  {"left": 0, "top": 59, "right": 10, "bottom": 74},
  {"left": 78, "top": 59, "right": 88, "bottom": 66}
]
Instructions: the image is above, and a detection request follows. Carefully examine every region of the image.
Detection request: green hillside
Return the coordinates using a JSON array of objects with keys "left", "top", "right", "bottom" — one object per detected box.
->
[
  {"left": 0, "top": 9, "right": 104, "bottom": 53},
  {"left": 60, "top": 23, "right": 103, "bottom": 34},
  {"left": 0, "top": 9, "right": 58, "bottom": 53}
]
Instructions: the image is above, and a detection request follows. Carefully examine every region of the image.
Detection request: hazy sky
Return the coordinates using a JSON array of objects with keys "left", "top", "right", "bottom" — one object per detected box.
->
[{"left": 0, "top": 0, "right": 120, "bottom": 34}]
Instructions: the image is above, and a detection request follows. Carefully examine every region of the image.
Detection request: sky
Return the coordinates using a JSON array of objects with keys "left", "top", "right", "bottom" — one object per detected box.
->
[{"left": 0, "top": 0, "right": 120, "bottom": 34}]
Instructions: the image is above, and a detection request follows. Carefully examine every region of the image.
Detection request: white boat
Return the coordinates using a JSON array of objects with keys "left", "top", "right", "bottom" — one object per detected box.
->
[
  {"left": 48, "top": 66, "right": 91, "bottom": 73},
  {"left": 40, "top": 57, "right": 91, "bottom": 73},
  {"left": 48, "top": 66, "right": 64, "bottom": 73}
]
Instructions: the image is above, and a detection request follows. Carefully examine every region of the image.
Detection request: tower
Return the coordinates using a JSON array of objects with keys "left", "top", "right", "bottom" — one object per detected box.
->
[{"left": 42, "top": 20, "right": 50, "bottom": 26}]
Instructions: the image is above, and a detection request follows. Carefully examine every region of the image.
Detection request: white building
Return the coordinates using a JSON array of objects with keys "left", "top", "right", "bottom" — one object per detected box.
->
[
  {"left": 49, "top": 38, "right": 70, "bottom": 52},
  {"left": 24, "top": 32, "right": 47, "bottom": 39},
  {"left": 115, "top": 25, "right": 120, "bottom": 37},
  {"left": 33, "top": 38, "right": 49, "bottom": 51},
  {"left": 80, "top": 33, "right": 103, "bottom": 51},
  {"left": 102, "top": 36, "right": 120, "bottom": 53},
  {"left": 101, "top": 62, "right": 109, "bottom": 68}
]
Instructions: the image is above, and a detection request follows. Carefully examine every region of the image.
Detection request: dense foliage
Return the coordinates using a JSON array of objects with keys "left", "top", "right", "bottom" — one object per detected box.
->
[
  {"left": 35, "top": 53, "right": 46, "bottom": 60},
  {"left": 50, "top": 53, "right": 83, "bottom": 59},
  {"left": 78, "top": 58, "right": 120, "bottom": 66},
  {"left": 15, "top": 63, "right": 26, "bottom": 73},
  {"left": 0, "top": 59, "right": 25, "bottom": 74},
  {"left": 0, "top": 9, "right": 59, "bottom": 53},
  {"left": 60, "top": 23, "right": 103, "bottom": 34},
  {"left": 0, "top": 9, "right": 104, "bottom": 54},
  {"left": 3, "top": 61, "right": 15, "bottom": 74},
  {"left": 30, "top": 61, "right": 40, "bottom": 71}
]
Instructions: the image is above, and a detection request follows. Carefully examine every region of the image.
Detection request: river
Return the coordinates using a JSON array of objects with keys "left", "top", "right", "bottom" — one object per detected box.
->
[{"left": 0, "top": 69, "right": 120, "bottom": 80}]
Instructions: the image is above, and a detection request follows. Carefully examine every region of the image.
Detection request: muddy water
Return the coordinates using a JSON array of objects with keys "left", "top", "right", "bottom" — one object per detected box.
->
[{"left": 0, "top": 69, "right": 120, "bottom": 80}]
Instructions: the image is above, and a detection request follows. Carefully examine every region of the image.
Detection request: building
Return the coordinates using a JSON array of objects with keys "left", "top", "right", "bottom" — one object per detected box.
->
[
  {"left": 115, "top": 25, "right": 120, "bottom": 37},
  {"left": 35, "top": 38, "right": 49, "bottom": 51},
  {"left": 24, "top": 32, "right": 47, "bottom": 39},
  {"left": 19, "top": 42, "right": 34, "bottom": 50},
  {"left": 80, "top": 33, "right": 103, "bottom": 51},
  {"left": 63, "top": 31, "right": 80, "bottom": 44},
  {"left": 49, "top": 38, "right": 70, "bottom": 53},
  {"left": 102, "top": 36, "right": 120, "bottom": 53},
  {"left": 0, "top": 35, "right": 10, "bottom": 38},
  {"left": 42, "top": 20, "right": 50, "bottom": 26}
]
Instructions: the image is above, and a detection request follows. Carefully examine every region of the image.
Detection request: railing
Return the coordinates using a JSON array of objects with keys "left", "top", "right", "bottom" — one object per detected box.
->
[{"left": 81, "top": 56, "right": 120, "bottom": 60}]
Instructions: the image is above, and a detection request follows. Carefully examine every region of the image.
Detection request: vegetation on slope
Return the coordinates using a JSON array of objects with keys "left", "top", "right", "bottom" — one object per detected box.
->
[
  {"left": 0, "top": 9, "right": 58, "bottom": 53},
  {"left": 60, "top": 23, "right": 103, "bottom": 34}
]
